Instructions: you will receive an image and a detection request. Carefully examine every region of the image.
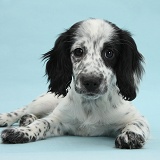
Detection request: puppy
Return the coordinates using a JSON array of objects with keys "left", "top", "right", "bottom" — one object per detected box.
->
[{"left": 0, "top": 19, "right": 149, "bottom": 149}]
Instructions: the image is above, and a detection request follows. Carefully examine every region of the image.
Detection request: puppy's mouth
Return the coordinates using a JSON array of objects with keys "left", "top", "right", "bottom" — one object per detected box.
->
[
  {"left": 83, "top": 93, "right": 101, "bottom": 99},
  {"left": 75, "top": 86, "right": 107, "bottom": 99}
]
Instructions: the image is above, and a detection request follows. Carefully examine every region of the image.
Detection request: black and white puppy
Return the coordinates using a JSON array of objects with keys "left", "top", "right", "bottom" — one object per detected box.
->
[{"left": 0, "top": 19, "right": 149, "bottom": 149}]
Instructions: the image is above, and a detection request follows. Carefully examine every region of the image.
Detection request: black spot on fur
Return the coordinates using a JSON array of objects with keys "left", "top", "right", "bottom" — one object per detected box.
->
[
  {"left": 108, "top": 94, "right": 112, "bottom": 102},
  {"left": 7, "top": 113, "right": 12, "bottom": 117},
  {"left": 41, "top": 119, "right": 51, "bottom": 131},
  {"left": 25, "top": 133, "right": 29, "bottom": 136},
  {"left": 137, "top": 121, "right": 144, "bottom": 127},
  {"left": 14, "top": 112, "right": 18, "bottom": 116},
  {"left": 133, "top": 123, "right": 142, "bottom": 130},
  {"left": 31, "top": 136, "right": 36, "bottom": 142},
  {"left": 112, "top": 105, "right": 117, "bottom": 108}
]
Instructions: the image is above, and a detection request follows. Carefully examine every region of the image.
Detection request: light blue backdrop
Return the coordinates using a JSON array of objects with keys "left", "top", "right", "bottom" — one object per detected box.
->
[{"left": 0, "top": 0, "right": 160, "bottom": 159}]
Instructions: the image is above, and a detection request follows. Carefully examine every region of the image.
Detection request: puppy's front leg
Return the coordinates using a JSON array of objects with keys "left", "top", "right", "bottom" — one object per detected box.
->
[{"left": 1, "top": 116, "right": 66, "bottom": 144}]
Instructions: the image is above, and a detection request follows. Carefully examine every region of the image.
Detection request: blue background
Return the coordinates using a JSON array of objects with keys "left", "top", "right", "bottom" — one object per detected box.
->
[{"left": 0, "top": 0, "right": 160, "bottom": 159}]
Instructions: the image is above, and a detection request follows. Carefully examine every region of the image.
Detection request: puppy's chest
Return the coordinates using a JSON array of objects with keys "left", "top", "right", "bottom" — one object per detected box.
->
[{"left": 69, "top": 103, "right": 119, "bottom": 136}]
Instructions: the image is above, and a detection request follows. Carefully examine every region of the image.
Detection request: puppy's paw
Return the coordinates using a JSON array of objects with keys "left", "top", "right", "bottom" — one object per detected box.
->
[
  {"left": 115, "top": 131, "right": 145, "bottom": 149},
  {"left": 0, "top": 113, "right": 18, "bottom": 127},
  {"left": 1, "top": 128, "right": 36, "bottom": 144},
  {"left": 19, "top": 114, "right": 37, "bottom": 127}
]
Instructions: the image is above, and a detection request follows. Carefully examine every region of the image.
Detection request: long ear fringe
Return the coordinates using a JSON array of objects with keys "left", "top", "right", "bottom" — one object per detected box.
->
[
  {"left": 116, "top": 30, "right": 145, "bottom": 101},
  {"left": 42, "top": 22, "right": 81, "bottom": 97},
  {"left": 41, "top": 32, "right": 71, "bottom": 96},
  {"left": 42, "top": 44, "right": 72, "bottom": 97}
]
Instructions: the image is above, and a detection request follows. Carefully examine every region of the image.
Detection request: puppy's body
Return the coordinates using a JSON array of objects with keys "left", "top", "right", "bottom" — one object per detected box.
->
[{"left": 0, "top": 19, "right": 149, "bottom": 149}]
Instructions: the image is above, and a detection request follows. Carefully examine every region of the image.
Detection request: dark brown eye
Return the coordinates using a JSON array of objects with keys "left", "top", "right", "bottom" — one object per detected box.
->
[
  {"left": 73, "top": 48, "right": 84, "bottom": 57},
  {"left": 104, "top": 49, "right": 114, "bottom": 59}
]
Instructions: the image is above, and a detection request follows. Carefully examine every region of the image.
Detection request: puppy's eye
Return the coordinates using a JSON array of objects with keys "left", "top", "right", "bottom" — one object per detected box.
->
[
  {"left": 104, "top": 49, "right": 114, "bottom": 59},
  {"left": 73, "top": 48, "right": 84, "bottom": 57}
]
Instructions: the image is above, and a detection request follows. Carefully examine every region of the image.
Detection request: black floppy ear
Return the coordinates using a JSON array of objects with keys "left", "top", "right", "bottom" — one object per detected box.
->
[
  {"left": 116, "top": 30, "right": 144, "bottom": 101},
  {"left": 42, "top": 30, "right": 74, "bottom": 97}
]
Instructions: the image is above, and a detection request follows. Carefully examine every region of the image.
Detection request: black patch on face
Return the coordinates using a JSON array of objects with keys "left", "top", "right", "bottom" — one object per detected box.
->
[{"left": 101, "top": 41, "right": 120, "bottom": 71}]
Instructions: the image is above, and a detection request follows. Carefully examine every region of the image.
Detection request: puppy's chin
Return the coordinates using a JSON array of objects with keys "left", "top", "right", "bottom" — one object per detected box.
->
[{"left": 81, "top": 94, "right": 101, "bottom": 100}]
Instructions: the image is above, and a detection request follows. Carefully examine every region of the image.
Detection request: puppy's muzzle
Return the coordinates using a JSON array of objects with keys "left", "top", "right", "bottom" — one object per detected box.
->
[{"left": 80, "top": 74, "right": 103, "bottom": 94}]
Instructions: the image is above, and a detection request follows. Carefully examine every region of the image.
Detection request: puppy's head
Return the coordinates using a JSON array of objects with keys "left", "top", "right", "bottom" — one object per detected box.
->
[{"left": 43, "top": 19, "right": 144, "bottom": 101}]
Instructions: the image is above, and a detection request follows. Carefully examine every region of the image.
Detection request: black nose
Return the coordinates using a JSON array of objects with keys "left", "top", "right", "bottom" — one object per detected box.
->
[{"left": 81, "top": 75, "right": 103, "bottom": 92}]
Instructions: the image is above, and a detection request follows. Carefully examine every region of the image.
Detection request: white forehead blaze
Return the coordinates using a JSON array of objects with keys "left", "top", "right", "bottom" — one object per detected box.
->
[
  {"left": 74, "top": 19, "right": 115, "bottom": 43},
  {"left": 71, "top": 19, "right": 116, "bottom": 74}
]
